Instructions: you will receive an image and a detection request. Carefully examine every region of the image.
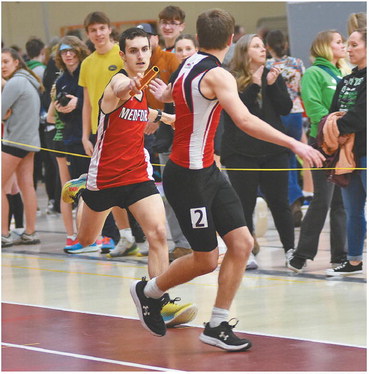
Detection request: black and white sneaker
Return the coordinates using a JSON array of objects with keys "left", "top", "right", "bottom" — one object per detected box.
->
[
  {"left": 199, "top": 318, "right": 252, "bottom": 351},
  {"left": 130, "top": 278, "right": 166, "bottom": 337},
  {"left": 326, "top": 261, "right": 363, "bottom": 276},
  {"left": 287, "top": 255, "right": 306, "bottom": 273}
]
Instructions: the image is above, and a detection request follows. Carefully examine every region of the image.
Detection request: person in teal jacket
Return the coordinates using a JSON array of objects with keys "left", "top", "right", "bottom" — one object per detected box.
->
[{"left": 288, "top": 30, "right": 349, "bottom": 273}]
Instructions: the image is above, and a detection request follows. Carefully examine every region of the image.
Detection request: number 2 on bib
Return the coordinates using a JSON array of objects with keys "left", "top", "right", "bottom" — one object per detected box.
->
[{"left": 190, "top": 207, "right": 208, "bottom": 229}]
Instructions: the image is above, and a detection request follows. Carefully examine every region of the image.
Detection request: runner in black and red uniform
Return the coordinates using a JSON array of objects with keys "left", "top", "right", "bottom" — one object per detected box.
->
[
  {"left": 130, "top": 9, "right": 325, "bottom": 350},
  {"left": 63, "top": 27, "right": 198, "bottom": 329}
]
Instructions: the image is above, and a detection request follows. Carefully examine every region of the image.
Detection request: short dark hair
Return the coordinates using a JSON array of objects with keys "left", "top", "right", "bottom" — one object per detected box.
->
[
  {"left": 234, "top": 25, "right": 243, "bottom": 35},
  {"left": 85, "top": 39, "right": 96, "bottom": 53},
  {"left": 175, "top": 34, "right": 198, "bottom": 48},
  {"left": 9, "top": 45, "right": 21, "bottom": 52},
  {"left": 119, "top": 27, "right": 149, "bottom": 52},
  {"left": 65, "top": 29, "right": 83, "bottom": 40},
  {"left": 159, "top": 6, "right": 185, "bottom": 23},
  {"left": 84, "top": 11, "right": 111, "bottom": 32},
  {"left": 266, "top": 30, "right": 287, "bottom": 58},
  {"left": 197, "top": 9, "right": 234, "bottom": 50},
  {"left": 25, "top": 38, "right": 45, "bottom": 58}
]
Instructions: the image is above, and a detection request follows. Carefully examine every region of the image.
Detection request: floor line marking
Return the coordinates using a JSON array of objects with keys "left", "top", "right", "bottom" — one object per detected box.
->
[
  {"left": 3, "top": 262, "right": 351, "bottom": 287},
  {"left": 1, "top": 264, "right": 139, "bottom": 280},
  {"left": 3, "top": 250, "right": 366, "bottom": 284},
  {"left": 1, "top": 254, "right": 66, "bottom": 262},
  {"left": 2, "top": 301, "right": 366, "bottom": 349},
  {"left": 1, "top": 342, "right": 185, "bottom": 372},
  {"left": 2, "top": 342, "right": 40, "bottom": 348}
]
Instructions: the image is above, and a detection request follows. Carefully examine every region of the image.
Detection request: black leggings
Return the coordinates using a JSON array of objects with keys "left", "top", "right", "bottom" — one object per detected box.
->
[
  {"left": 7, "top": 193, "right": 24, "bottom": 229},
  {"left": 224, "top": 151, "right": 294, "bottom": 251}
]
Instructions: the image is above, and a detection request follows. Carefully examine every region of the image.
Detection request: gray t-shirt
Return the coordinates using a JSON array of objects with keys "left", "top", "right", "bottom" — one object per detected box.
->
[{"left": 2, "top": 69, "right": 41, "bottom": 151}]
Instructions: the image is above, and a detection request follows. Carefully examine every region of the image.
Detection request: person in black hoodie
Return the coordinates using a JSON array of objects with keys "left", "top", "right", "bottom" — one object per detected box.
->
[
  {"left": 326, "top": 27, "right": 367, "bottom": 276},
  {"left": 47, "top": 36, "right": 91, "bottom": 252},
  {"left": 221, "top": 33, "right": 294, "bottom": 267}
]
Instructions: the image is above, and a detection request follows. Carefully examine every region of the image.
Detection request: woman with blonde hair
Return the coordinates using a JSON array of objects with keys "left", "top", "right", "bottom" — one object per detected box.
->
[
  {"left": 326, "top": 28, "right": 367, "bottom": 276},
  {"left": 288, "top": 30, "right": 349, "bottom": 272},
  {"left": 47, "top": 35, "right": 92, "bottom": 252},
  {"left": 347, "top": 12, "right": 366, "bottom": 36},
  {"left": 221, "top": 33, "right": 294, "bottom": 269},
  {"left": 2, "top": 48, "right": 43, "bottom": 246}
]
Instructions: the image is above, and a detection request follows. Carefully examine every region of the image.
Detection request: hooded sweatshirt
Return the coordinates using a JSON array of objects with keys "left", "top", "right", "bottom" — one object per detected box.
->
[
  {"left": 2, "top": 69, "right": 41, "bottom": 152},
  {"left": 301, "top": 57, "right": 343, "bottom": 138}
]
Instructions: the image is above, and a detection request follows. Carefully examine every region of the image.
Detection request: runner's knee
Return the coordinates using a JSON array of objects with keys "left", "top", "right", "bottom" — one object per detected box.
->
[
  {"left": 192, "top": 252, "right": 218, "bottom": 274},
  {"left": 145, "top": 223, "right": 167, "bottom": 245}
]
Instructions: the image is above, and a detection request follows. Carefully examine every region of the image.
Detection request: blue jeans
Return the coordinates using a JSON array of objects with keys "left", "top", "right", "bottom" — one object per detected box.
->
[
  {"left": 281, "top": 113, "right": 304, "bottom": 205},
  {"left": 341, "top": 156, "right": 367, "bottom": 261}
]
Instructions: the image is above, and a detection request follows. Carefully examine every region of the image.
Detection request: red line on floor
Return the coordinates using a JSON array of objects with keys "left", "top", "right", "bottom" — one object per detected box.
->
[{"left": 2, "top": 303, "right": 366, "bottom": 372}]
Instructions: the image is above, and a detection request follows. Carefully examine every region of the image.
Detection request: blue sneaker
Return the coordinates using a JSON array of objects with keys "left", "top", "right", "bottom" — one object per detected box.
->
[
  {"left": 62, "top": 174, "right": 87, "bottom": 204},
  {"left": 64, "top": 241, "right": 99, "bottom": 254},
  {"left": 99, "top": 236, "right": 115, "bottom": 254}
]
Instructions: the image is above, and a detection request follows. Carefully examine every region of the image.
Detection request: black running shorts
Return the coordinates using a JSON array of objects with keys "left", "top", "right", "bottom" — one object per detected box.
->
[
  {"left": 2, "top": 145, "right": 30, "bottom": 158},
  {"left": 82, "top": 180, "right": 159, "bottom": 212},
  {"left": 163, "top": 160, "right": 246, "bottom": 252}
]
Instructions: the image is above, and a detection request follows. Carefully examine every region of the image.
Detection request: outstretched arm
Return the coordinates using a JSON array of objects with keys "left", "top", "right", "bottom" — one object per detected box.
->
[
  {"left": 100, "top": 72, "right": 144, "bottom": 114},
  {"left": 204, "top": 67, "right": 325, "bottom": 168},
  {"left": 111, "top": 72, "right": 143, "bottom": 100}
]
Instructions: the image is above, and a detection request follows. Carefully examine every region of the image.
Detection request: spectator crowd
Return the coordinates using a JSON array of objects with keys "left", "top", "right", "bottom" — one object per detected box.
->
[{"left": 1, "top": 7, "right": 366, "bottom": 278}]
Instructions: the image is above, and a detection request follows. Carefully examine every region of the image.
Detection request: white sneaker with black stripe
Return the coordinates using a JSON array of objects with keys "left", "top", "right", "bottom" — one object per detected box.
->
[{"left": 199, "top": 319, "right": 252, "bottom": 351}]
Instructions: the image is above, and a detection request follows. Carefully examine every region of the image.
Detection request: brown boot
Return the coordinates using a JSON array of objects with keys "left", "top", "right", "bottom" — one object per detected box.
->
[{"left": 169, "top": 247, "right": 192, "bottom": 262}]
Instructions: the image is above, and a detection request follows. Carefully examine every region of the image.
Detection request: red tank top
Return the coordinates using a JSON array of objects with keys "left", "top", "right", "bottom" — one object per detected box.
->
[{"left": 87, "top": 84, "right": 153, "bottom": 191}]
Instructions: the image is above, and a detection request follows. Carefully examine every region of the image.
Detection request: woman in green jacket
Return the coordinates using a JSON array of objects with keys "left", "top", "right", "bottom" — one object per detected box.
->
[{"left": 288, "top": 30, "right": 349, "bottom": 272}]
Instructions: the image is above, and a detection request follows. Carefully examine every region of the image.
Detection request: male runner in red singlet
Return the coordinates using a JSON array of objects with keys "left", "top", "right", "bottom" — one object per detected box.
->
[
  {"left": 63, "top": 27, "right": 198, "bottom": 328},
  {"left": 130, "top": 9, "right": 325, "bottom": 350}
]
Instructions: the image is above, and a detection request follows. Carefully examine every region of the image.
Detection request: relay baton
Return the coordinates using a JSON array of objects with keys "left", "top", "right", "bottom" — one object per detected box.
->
[{"left": 129, "top": 66, "right": 160, "bottom": 96}]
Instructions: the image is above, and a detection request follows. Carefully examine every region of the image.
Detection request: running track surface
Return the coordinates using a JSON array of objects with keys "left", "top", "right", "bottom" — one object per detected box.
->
[{"left": 2, "top": 303, "right": 366, "bottom": 372}]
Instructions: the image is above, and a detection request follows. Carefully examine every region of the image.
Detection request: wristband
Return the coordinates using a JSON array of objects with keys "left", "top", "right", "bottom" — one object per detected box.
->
[{"left": 153, "top": 109, "right": 162, "bottom": 123}]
